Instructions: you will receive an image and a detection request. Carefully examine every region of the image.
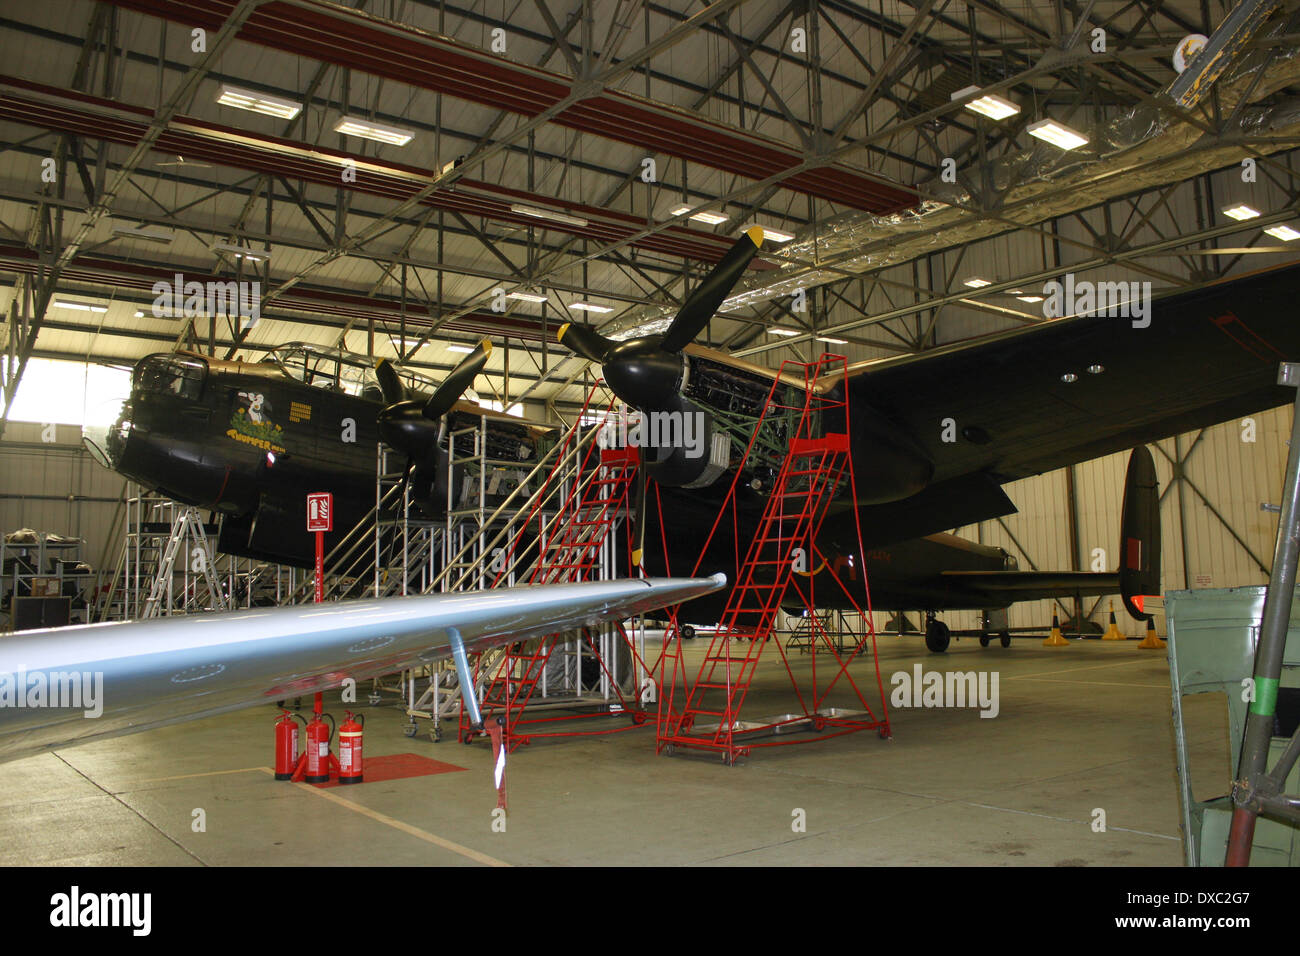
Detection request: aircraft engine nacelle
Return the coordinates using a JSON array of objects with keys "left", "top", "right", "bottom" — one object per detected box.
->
[{"left": 631, "top": 395, "right": 730, "bottom": 490}]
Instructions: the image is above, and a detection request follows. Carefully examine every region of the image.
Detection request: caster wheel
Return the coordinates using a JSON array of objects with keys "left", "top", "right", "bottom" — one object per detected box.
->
[
  {"left": 1000, "top": 631, "right": 1012, "bottom": 648},
  {"left": 430, "top": 728, "right": 442, "bottom": 743},
  {"left": 368, "top": 693, "right": 382, "bottom": 706},
  {"left": 402, "top": 721, "right": 418, "bottom": 738},
  {"left": 979, "top": 635, "right": 990, "bottom": 647},
  {"left": 878, "top": 727, "right": 892, "bottom": 740},
  {"left": 632, "top": 711, "right": 648, "bottom": 725},
  {"left": 663, "top": 744, "right": 676, "bottom": 756}
]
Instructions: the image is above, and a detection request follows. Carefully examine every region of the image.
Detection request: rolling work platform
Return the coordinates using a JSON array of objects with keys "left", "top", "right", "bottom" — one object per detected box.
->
[
  {"left": 102, "top": 489, "right": 292, "bottom": 621},
  {"left": 656, "top": 355, "right": 890, "bottom": 764},
  {"left": 452, "top": 391, "right": 654, "bottom": 751}
]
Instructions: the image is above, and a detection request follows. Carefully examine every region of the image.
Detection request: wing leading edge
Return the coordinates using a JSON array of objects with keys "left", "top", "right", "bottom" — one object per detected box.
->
[{"left": 0, "top": 575, "right": 726, "bottom": 764}]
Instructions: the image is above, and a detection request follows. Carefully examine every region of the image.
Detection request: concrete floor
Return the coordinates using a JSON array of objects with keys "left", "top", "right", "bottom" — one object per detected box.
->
[{"left": 0, "top": 632, "right": 1224, "bottom": 866}]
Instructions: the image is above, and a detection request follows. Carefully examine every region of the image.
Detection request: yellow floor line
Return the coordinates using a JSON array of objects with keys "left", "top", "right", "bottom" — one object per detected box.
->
[
  {"left": 1005, "top": 658, "right": 1159, "bottom": 681},
  {"left": 1011, "top": 677, "right": 1169, "bottom": 689},
  {"left": 255, "top": 768, "right": 510, "bottom": 867}
]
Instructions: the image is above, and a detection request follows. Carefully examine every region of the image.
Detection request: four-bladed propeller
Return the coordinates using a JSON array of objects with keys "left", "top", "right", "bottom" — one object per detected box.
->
[
  {"left": 557, "top": 227, "right": 764, "bottom": 410},
  {"left": 558, "top": 228, "right": 764, "bottom": 569},
  {"left": 375, "top": 340, "right": 492, "bottom": 503}
]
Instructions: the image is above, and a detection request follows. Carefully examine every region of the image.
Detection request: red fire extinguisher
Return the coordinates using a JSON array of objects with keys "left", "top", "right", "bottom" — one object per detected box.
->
[
  {"left": 303, "top": 711, "right": 335, "bottom": 784},
  {"left": 338, "top": 711, "right": 365, "bottom": 785},
  {"left": 274, "top": 710, "right": 307, "bottom": 780}
]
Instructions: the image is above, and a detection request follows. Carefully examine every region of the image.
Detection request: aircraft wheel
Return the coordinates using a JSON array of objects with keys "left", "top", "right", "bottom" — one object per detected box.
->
[
  {"left": 925, "top": 619, "right": 950, "bottom": 653},
  {"left": 979, "top": 634, "right": 990, "bottom": 647},
  {"left": 1000, "top": 631, "right": 1012, "bottom": 648}
]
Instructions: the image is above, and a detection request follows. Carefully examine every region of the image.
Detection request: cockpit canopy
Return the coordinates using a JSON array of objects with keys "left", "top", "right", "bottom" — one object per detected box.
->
[
  {"left": 135, "top": 353, "right": 207, "bottom": 399},
  {"left": 265, "top": 342, "right": 438, "bottom": 400}
]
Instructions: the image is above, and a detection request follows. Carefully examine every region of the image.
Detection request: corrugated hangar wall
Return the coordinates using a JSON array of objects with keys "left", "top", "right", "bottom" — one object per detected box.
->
[
  {"left": 0, "top": 423, "right": 126, "bottom": 575},
  {"left": 940, "top": 402, "right": 1293, "bottom": 639}
]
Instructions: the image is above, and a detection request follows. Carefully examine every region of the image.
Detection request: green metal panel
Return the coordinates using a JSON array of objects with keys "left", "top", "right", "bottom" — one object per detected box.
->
[{"left": 1167, "top": 586, "right": 1300, "bottom": 866}]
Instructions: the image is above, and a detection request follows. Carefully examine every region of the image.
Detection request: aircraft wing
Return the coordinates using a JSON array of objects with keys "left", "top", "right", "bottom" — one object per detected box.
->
[
  {"left": 845, "top": 261, "right": 1300, "bottom": 539},
  {"left": 936, "top": 570, "right": 1119, "bottom": 605},
  {"left": 0, "top": 575, "right": 725, "bottom": 764}
]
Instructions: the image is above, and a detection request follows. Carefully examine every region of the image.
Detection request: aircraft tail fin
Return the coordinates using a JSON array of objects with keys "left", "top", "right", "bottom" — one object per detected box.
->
[{"left": 1119, "top": 444, "right": 1161, "bottom": 620}]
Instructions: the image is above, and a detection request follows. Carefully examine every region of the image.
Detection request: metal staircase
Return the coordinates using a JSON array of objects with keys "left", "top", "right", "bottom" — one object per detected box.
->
[{"left": 656, "top": 355, "right": 891, "bottom": 764}]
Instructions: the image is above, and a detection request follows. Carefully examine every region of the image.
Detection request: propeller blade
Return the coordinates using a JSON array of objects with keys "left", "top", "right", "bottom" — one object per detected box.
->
[
  {"left": 424, "top": 339, "right": 492, "bottom": 419},
  {"left": 557, "top": 322, "right": 615, "bottom": 364},
  {"left": 660, "top": 227, "right": 764, "bottom": 353},
  {"left": 375, "top": 359, "right": 405, "bottom": 405}
]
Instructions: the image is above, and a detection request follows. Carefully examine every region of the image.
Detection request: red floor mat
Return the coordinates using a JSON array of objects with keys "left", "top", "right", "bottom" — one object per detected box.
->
[{"left": 312, "top": 752, "right": 467, "bottom": 788}]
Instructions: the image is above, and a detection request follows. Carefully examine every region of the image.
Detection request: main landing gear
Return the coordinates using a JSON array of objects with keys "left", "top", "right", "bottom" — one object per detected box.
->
[{"left": 925, "top": 613, "right": 950, "bottom": 653}]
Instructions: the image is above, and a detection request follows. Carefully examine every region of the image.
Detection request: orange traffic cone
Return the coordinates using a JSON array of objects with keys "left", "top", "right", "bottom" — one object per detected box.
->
[
  {"left": 1043, "top": 613, "right": 1070, "bottom": 647},
  {"left": 1102, "top": 601, "right": 1125, "bottom": 640},
  {"left": 1138, "top": 617, "right": 1166, "bottom": 649}
]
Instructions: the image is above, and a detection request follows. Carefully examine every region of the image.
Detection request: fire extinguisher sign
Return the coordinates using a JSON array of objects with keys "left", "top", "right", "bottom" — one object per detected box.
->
[{"left": 307, "top": 492, "right": 333, "bottom": 533}]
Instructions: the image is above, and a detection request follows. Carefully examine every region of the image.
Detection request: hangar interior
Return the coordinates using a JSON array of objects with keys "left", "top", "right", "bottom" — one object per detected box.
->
[{"left": 1, "top": 0, "right": 1299, "bottom": 867}]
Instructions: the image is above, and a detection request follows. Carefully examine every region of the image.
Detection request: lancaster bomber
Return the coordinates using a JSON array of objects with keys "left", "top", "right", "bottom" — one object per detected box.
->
[{"left": 83, "top": 229, "right": 1300, "bottom": 649}]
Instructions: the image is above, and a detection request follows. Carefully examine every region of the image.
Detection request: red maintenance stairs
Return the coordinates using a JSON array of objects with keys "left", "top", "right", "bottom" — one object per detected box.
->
[
  {"left": 656, "top": 354, "right": 890, "bottom": 764},
  {"left": 459, "top": 392, "right": 651, "bottom": 751}
]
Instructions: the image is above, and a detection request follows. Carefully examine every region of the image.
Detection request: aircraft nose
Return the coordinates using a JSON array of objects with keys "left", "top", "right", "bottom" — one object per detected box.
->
[{"left": 82, "top": 397, "right": 129, "bottom": 470}]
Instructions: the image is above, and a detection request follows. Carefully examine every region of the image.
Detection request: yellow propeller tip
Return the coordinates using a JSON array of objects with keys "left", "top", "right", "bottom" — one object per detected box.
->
[
  {"left": 479, "top": 338, "right": 492, "bottom": 356},
  {"left": 746, "top": 225, "right": 765, "bottom": 248},
  {"left": 557, "top": 321, "right": 571, "bottom": 342}
]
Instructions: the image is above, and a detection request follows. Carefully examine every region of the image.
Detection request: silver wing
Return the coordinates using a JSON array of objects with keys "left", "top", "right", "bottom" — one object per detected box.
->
[{"left": 0, "top": 574, "right": 725, "bottom": 763}]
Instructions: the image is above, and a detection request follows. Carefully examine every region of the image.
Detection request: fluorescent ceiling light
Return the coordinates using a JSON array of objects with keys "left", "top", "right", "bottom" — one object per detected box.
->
[
  {"left": 211, "top": 242, "right": 269, "bottom": 263},
  {"left": 951, "top": 85, "right": 1019, "bottom": 120},
  {"left": 1264, "top": 224, "right": 1300, "bottom": 241},
  {"left": 1016, "top": 294, "right": 1044, "bottom": 303},
  {"left": 332, "top": 115, "right": 414, "bottom": 147},
  {"left": 111, "top": 223, "right": 174, "bottom": 244},
  {"left": 963, "top": 277, "right": 992, "bottom": 288},
  {"left": 752, "top": 226, "right": 795, "bottom": 244},
  {"left": 670, "top": 205, "right": 729, "bottom": 226},
  {"left": 570, "top": 302, "right": 613, "bottom": 314},
  {"left": 509, "top": 203, "right": 589, "bottom": 229},
  {"left": 816, "top": 335, "right": 848, "bottom": 344},
  {"left": 506, "top": 291, "right": 549, "bottom": 304},
  {"left": 54, "top": 299, "right": 107, "bottom": 313},
  {"left": 389, "top": 336, "right": 425, "bottom": 351},
  {"left": 446, "top": 344, "right": 475, "bottom": 354},
  {"left": 767, "top": 327, "right": 800, "bottom": 337},
  {"left": 216, "top": 84, "right": 302, "bottom": 120},
  {"left": 1026, "top": 118, "right": 1089, "bottom": 150},
  {"left": 1222, "top": 203, "right": 1261, "bottom": 221}
]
